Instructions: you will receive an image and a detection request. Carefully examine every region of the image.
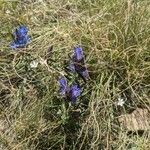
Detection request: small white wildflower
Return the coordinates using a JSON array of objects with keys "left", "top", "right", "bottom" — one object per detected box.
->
[
  {"left": 30, "top": 60, "right": 39, "bottom": 68},
  {"left": 117, "top": 97, "right": 125, "bottom": 106},
  {"left": 57, "top": 109, "right": 62, "bottom": 115},
  {"left": 6, "top": 10, "right": 11, "bottom": 14},
  {"left": 39, "top": 58, "right": 47, "bottom": 65}
]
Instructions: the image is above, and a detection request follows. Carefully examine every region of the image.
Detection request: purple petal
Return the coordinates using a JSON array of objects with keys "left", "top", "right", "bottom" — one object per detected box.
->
[
  {"left": 15, "top": 26, "right": 28, "bottom": 38},
  {"left": 10, "top": 36, "right": 30, "bottom": 49},
  {"left": 58, "top": 78, "right": 68, "bottom": 95},
  {"left": 69, "top": 84, "right": 81, "bottom": 103},
  {"left": 73, "top": 46, "right": 84, "bottom": 61},
  {"left": 10, "top": 26, "right": 30, "bottom": 49},
  {"left": 10, "top": 42, "right": 18, "bottom": 49}
]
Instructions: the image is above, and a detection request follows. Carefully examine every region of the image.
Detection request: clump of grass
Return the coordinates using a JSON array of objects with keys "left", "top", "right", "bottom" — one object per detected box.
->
[{"left": 0, "top": 0, "right": 150, "bottom": 149}]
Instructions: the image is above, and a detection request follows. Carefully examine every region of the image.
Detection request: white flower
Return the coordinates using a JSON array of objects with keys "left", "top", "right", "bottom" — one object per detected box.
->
[
  {"left": 6, "top": 10, "right": 11, "bottom": 14},
  {"left": 39, "top": 58, "right": 47, "bottom": 65},
  {"left": 57, "top": 109, "right": 62, "bottom": 115},
  {"left": 117, "top": 97, "right": 125, "bottom": 106},
  {"left": 30, "top": 60, "right": 39, "bottom": 68}
]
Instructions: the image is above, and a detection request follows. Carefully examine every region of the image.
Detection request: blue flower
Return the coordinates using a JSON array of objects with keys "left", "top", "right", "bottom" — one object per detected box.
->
[
  {"left": 58, "top": 78, "right": 68, "bottom": 95},
  {"left": 67, "top": 46, "right": 90, "bottom": 81},
  {"left": 14, "top": 26, "right": 28, "bottom": 38},
  {"left": 10, "top": 25, "right": 30, "bottom": 49},
  {"left": 73, "top": 46, "right": 84, "bottom": 61},
  {"left": 69, "top": 84, "right": 81, "bottom": 103},
  {"left": 58, "top": 78, "right": 81, "bottom": 104}
]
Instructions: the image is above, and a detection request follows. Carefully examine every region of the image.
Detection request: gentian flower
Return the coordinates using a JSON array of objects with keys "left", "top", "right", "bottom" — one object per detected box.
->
[
  {"left": 58, "top": 78, "right": 81, "bottom": 103},
  {"left": 10, "top": 25, "right": 30, "bottom": 49},
  {"left": 14, "top": 25, "right": 28, "bottom": 38},
  {"left": 67, "top": 46, "right": 90, "bottom": 81},
  {"left": 73, "top": 46, "right": 84, "bottom": 61},
  {"left": 58, "top": 78, "right": 68, "bottom": 95},
  {"left": 68, "top": 84, "right": 81, "bottom": 103}
]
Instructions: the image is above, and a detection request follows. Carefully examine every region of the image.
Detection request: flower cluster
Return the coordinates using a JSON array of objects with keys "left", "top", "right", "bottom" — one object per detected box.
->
[
  {"left": 59, "top": 46, "right": 89, "bottom": 104},
  {"left": 58, "top": 78, "right": 81, "bottom": 104},
  {"left": 10, "top": 25, "right": 30, "bottom": 49},
  {"left": 10, "top": 26, "right": 89, "bottom": 104}
]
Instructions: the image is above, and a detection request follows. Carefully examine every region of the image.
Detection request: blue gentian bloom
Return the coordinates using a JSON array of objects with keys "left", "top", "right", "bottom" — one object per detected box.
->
[
  {"left": 58, "top": 78, "right": 81, "bottom": 104},
  {"left": 10, "top": 36, "right": 30, "bottom": 48},
  {"left": 73, "top": 46, "right": 84, "bottom": 61},
  {"left": 15, "top": 26, "right": 28, "bottom": 38},
  {"left": 10, "top": 25, "right": 30, "bottom": 49},
  {"left": 58, "top": 78, "right": 68, "bottom": 95},
  {"left": 69, "top": 84, "right": 81, "bottom": 103},
  {"left": 67, "top": 46, "right": 89, "bottom": 81}
]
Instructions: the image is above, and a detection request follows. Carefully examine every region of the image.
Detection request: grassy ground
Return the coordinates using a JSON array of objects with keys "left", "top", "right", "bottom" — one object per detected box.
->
[{"left": 0, "top": 0, "right": 150, "bottom": 150}]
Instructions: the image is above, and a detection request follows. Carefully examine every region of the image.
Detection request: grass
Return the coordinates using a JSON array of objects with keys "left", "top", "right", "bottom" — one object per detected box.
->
[{"left": 0, "top": 0, "right": 150, "bottom": 149}]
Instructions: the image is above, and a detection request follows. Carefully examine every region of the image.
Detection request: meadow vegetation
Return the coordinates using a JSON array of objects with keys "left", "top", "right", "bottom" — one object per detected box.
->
[{"left": 0, "top": 0, "right": 150, "bottom": 149}]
